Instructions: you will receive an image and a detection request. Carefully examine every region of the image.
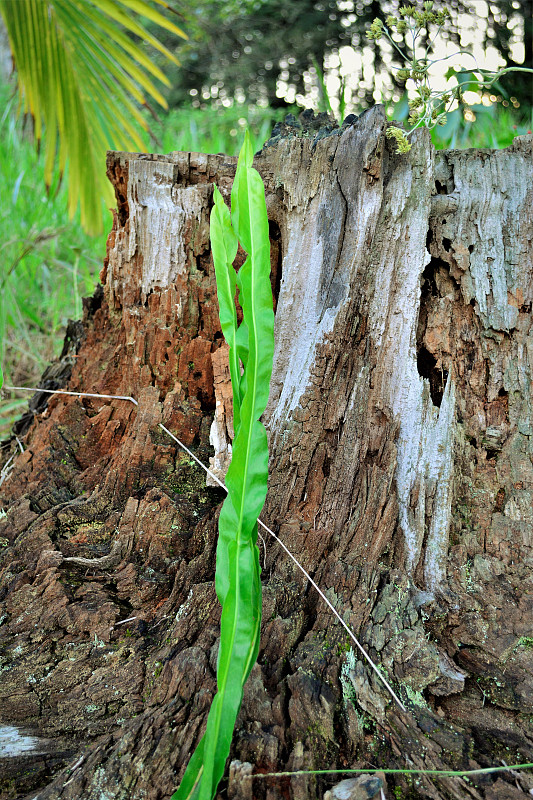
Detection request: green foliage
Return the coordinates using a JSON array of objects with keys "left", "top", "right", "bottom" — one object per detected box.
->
[
  {"left": 148, "top": 0, "right": 368, "bottom": 110},
  {"left": 0, "top": 0, "right": 187, "bottom": 234},
  {"left": 0, "top": 78, "right": 107, "bottom": 437},
  {"left": 173, "top": 131, "right": 274, "bottom": 800},
  {"left": 146, "top": 104, "right": 285, "bottom": 156},
  {"left": 149, "top": 0, "right": 532, "bottom": 117},
  {"left": 431, "top": 104, "right": 533, "bottom": 150},
  {"left": 388, "top": 85, "right": 532, "bottom": 151},
  {"left": 367, "top": 2, "right": 533, "bottom": 153}
]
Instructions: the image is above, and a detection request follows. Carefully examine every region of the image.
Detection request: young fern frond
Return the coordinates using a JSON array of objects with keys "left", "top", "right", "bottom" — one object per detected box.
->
[{"left": 173, "top": 131, "right": 274, "bottom": 800}]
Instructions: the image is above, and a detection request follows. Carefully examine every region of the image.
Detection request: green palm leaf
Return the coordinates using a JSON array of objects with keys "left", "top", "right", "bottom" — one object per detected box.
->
[{"left": 0, "top": 0, "right": 187, "bottom": 234}]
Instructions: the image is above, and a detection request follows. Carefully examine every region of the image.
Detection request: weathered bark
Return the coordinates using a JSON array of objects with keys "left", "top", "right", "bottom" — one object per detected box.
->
[{"left": 1, "top": 109, "right": 532, "bottom": 800}]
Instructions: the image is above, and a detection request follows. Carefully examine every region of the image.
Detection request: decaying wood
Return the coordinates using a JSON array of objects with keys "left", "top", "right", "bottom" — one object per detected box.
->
[{"left": 0, "top": 108, "right": 532, "bottom": 800}]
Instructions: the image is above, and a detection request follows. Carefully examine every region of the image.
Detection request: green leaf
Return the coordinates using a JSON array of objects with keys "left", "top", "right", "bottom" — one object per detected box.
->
[
  {"left": 0, "top": 0, "right": 188, "bottom": 234},
  {"left": 455, "top": 70, "right": 477, "bottom": 91},
  {"left": 96, "top": 0, "right": 187, "bottom": 50},
  {"left": 489, "top": 78, "right": 508, "bottom": 98},
  {"left": 311, "top": 53, "right": 334, "bottom": 117},
  {"left": 210, "top": 185, "right": 242, "bottom": 432},
  {"left": 392, "top": 92, "right": 410, "bottom": 122},
  {"left": 173, "top": 131, "right": 274, "bottom": 800},
  {"left": 230, "top": 133, "right": 274, "bottom": 423},
  {"left": 467, "top": 103, "right": 493, "bottom": 116},
  {"left": 173, "top": 737, "right": 205, "bottom": 800}
]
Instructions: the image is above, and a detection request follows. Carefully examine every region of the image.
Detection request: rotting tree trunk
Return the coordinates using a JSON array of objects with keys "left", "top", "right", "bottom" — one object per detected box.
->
[{"left": 1, "top": 108, "right": 532, "bottom": 800}]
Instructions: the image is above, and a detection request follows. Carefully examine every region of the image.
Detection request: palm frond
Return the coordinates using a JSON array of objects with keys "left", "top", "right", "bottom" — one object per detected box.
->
[{"left": 0, "top": 0, "right": 187, "bottom": 234}]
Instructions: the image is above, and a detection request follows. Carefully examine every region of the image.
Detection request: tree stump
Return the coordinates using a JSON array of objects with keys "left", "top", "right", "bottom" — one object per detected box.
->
[{"left": 1, "top": 108, "right": 532, "bottom": 800}]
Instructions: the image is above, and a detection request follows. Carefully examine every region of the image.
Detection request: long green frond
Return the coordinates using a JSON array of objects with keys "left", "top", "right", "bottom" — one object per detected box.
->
[
  {"left": 0, "top": 0, "right": 187, "bottom": 234},
  {"left": 173, "top": 132, "right": 274, "bottom": 800},
  {"left": 86, "top": 0, "right": 185, "bottom": 66}
]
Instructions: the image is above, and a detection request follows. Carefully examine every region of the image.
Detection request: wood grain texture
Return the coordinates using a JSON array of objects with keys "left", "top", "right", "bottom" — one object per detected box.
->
[{"left": 0, "top": 116, "right": 532, "bottom": 800}]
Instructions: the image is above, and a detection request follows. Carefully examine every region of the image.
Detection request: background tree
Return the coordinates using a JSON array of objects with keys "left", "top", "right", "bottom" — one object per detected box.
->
[{"left": 154, "top": 0, "right": 532, "bottom": 117}]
